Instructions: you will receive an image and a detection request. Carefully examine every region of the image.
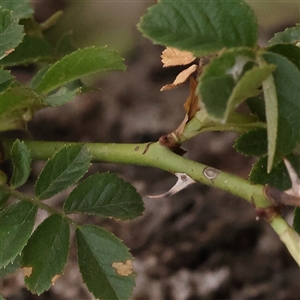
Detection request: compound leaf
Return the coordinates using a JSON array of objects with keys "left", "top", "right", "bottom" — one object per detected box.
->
[
  {"left": 22, "top": 214, "right": 70, "bottom": 295},
  {"left": 0, "top": 201, "right": 37, "bottom": 268},
  {"left": 64, "top": 173, "right": 144, "bottom": 220},
  {"left": 76, "top": 225, "right": 135, "bottom": 300},
  {"left": 138, "top": 0, "right": 258, "bottom": 55},
  {"left": 10, "top": 139, "right": 32, "bottom": 188},
  {"left": 35, "top": 145, "right": 91, "bottom": 200},
  {"left": 35, "top": 46, "right": 126, "bottom": 93}
]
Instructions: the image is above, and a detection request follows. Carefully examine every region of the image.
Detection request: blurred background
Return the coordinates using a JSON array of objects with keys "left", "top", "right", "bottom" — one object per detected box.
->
[{"left": 1, "top": 1, "right": 300, "bottom": 299}]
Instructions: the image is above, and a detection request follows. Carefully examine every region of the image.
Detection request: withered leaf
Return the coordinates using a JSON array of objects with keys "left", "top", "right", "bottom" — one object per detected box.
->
[
  {"left": 161, "top": 47, "right": 196, "bottom": 67},
  {"left": 161, "top": 64, "right": 198, "bottom": 91},
  {"left": 183, "top": 76, "right": 200, "bottom": 120}
]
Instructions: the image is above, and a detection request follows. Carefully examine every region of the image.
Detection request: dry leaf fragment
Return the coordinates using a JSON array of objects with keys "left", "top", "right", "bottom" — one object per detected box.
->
[
  {"left": 5, "top": 48, "right": 14, "bottom": 56},
  {"left": 161, "top": 64, "right": 198, "bottom": 91},
  {"left": 161, "top": 47, "right": 196, "bottom": 67},
  {"left": 148, "top": 173, "right": 196, "bottom": 199},
  {"left": 51, "top": 274, "right": 61, "bottom": 285},
  {"left": 22, "top": 266, "right": 33, "bottom": 277},
  {"left": 183, "top": 76, "right": 200, "bottom": 120},
  {"left": 112, "top": 259, "right": 134, "bottom": 276}
]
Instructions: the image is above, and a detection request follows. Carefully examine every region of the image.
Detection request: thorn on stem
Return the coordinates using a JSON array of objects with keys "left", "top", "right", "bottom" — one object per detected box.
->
[{"left": 148, "top": 172, "right": 195, "bottom": 199}]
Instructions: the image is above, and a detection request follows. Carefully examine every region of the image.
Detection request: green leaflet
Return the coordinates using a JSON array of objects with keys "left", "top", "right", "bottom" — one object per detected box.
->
[
  {"left": 30, "top": 66, "right": 50, "bottom": 89},
  {"left": 22, "top": 214, "right": 70, "bottom": 295},
  {"left": 0, "top": 69, "right": 13, "bottom": 93},
  {"left": 35, "top": 145, "right": 91, "bottom": 200},
  {"left": 44, "top": 87, "right": 81, "bottom": 107},
  {"left": 246, "top": 96, "right": 266, "bottom": 122},
  {"left": 138, "top": 0, "right": 258, "bottom": 55},
  {"left": 234, "top": 129, "right": 268, "bottom": 157},
  {"left": 0, "top": 35, "right": 53, "bottom": 66},
  {"left": 10, "top": 140, "right": 32, "bottom": 188},
  {"left": 0, "top": 190, "right": 10, "bottom": 208},
  {"left": 258, "top": 56, "right": 278, "bottom": 173},
  {"left": 0, "top": 254, "right": 21, "bottom": 278},
  {"left": 263, "top": 52, "right": 300, "bottom": 161},
  {"left": 225, "top": 64, "right": 276, "bottom": 122},
  {"left": 0, "top": 9, "right": 24, "bottom": 59},
  {"left": 249, "top": 154, "right": 300, "bottom": 191},
  {"left": 76, "top": 225, "right": 135, "bottom": 300},
  {"left": 54, "top": 31, "right": 77, "bottom": 57},
  {"left": 0, "top": 0, "right": 34, "bottom": 20},
  {"left": 0, "top": 86, "right": 42, "bottom": 132},
  {"left": 35, "top": 46, "right": 126, "bottom": 94},
  {"left": 64, "top": 173, "right": 144, "bottom": 220},
  {"left": 268, "top": 24, "right": 300, "bottom": 46},
  {"left": 268, "top": 44, "right": 300, "bottom": 71},
  {"left": 0, "top": 201, "right": 37, "bottom": 268}
]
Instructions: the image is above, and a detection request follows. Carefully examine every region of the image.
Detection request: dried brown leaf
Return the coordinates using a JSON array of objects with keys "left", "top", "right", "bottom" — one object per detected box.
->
[
  {"left": 161, "top": 64, "right": 198, "bottom": 91},
  {"left": 161, "top": 47, "right": 196, "bottom": 67},
  {"left": 183, "top": 76, "right": 200, "bottom": 120}
]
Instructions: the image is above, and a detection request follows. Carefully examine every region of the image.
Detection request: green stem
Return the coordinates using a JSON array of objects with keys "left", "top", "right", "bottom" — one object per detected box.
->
[
  {"left": 2, "top": 139, "right": 270, "bottom": 208},
  {"left": 270, "top": 215, "right": 300, "bottom": 265},
  {"left": 181, "top": 110, "right": 265, "bottom": 143}
]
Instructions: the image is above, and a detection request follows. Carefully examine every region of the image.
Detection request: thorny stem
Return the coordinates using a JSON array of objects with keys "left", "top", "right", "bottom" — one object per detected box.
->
[
  {"left": 0, "top": 139, "right": 273, "bottom": 208},
  {"left": 1, "top": 139, "right": 300, "bottom": 265}
]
